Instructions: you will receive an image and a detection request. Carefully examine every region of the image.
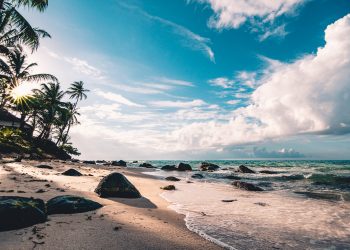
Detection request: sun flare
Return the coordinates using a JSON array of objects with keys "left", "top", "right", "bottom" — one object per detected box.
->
[{"left": 10, "top": 83, "right": 34, "bottom": 101}]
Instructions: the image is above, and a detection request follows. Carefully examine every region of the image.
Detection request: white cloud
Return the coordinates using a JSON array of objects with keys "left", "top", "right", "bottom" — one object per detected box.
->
[
  {"left": 192, "top": 0, "right": 305, "bottom": 39},
  {"left": 209, "top": 77, "right": 234, "bottom": 88},
  {"left": 227, "top": 100, "right": 240, "bottom": 105},
  {"left": 95, "top": 89, "right": 145, "bottom": 107},
  {"left": 150, "top": 99, "right": 207, "bottom": 108},
  {"left": 168, "top": 14, "right": 350, "bottom": 150},
  {"left": 157, "top": 77, "right": 194, "bottom": 87},
  {"left": 64, "top": 57, "right": 103, "bottom": 79}
]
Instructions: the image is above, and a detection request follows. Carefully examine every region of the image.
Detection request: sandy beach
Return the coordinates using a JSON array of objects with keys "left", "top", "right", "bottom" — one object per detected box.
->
[{"left": 0, "top": 160, "right": 221, "bottom": 250}]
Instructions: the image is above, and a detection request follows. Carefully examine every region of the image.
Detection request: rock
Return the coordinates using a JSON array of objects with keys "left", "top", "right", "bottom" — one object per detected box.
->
[
  {"left": 35, "top": 164, "right": 53, "bottom": 170},
  {"left": 139, "top": 163, "right": 155, "bottom": 168},
  {"left": 200, "top": 162, "right": 220, "bottom": 171},
  {"left": 47, "top": 195, "right": 103, "bottom": 215},
  {"left": 132, "top": 161, "right": 138, "bottom": 163},
  {"left": 222, "top": 199, "right": 237, "bottom": 203},
  {"left": 70, "top": 159, "right": 79, "bottom": 163},
  {"left": 165, "top": 176, "right": 180, "bottom": 181},
  {"left": 111, "top": 160, "right": 127, "bottom": 167},
  {"left": 161, "top": 165, "right": 177, "bottom": 171},
  {"left": 0, "top": 196, "right": 46, "bottom": 231},
  {"left": 62, "top": 169, "right": 82, "bottom": 176},
  {"left": 82, "top": 161, "right": 96, "bottom": 165},
  {"left": 161, "top": 185, "right": 175, "bottom": 190},
  {"left": 95, "top": 173, "right": 141, "bottom": 198},
  {"left": 232, "top": 181, "right": 263, "bottom": 191},
  {"left": 191, "top": 173, "right": 204, "bottom": 179},
  {"left": 222, "top": 175, "right": 241, "bottom": 180},
  {"left": 177, "top": 163, "right": 192, "bottom": 171},
  {"left": 237, "top": 165, "right": 255, "bottom": 174},
  {"left": 260, "top": 170, "right": 278, "bottom": 174}
]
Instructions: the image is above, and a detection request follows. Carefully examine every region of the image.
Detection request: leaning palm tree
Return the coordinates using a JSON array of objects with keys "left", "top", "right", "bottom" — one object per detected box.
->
[
  {"left": 0, "top": 0, "right": 50, "bottom": 51},
  {"left": 66, "top": 81, "right": 89, "bottom": 108}
]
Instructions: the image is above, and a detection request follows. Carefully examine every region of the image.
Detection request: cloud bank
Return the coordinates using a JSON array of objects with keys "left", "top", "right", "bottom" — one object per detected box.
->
[{"left": 170, "top": 13, "right": 350, "bottom": 150}]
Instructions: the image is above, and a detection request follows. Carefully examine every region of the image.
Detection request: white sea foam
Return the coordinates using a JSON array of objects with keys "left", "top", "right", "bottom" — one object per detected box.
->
[{"left": 148, "top": 171, "right": 350, "bottom": 249}]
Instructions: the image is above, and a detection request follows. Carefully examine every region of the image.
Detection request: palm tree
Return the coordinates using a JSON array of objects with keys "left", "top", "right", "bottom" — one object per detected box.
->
[
  {"left": 66, "top": 81, "right": 89, "bottom": 108},
  {"left": 0, "top": 45, "right": 57, "bottom": 108},
  {"left": 0, "top": 0, "right": 50, "bottom": 51},
  {"left": 55, "top": 103, "right": 80, "bottom": 145},
  {"left": 34, "top": 82, "right": 65, "bottom": 139}
]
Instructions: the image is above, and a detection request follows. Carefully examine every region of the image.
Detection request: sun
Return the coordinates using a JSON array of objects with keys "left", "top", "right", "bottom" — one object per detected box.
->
[{"left": 9, "top": 83, "right": 34, "bottom": 104}]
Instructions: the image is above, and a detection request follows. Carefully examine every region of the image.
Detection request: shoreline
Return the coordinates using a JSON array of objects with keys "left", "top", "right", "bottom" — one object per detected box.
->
[{"left": 0, "top": 160, "right": 221, "bottom": 250}]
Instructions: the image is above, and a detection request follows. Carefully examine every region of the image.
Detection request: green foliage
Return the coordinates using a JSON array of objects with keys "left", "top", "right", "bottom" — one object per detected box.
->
[
  {"left": 60, "top": 144, "right": 81, "bottom": 156},
  {"left": 0, "top": 127, "right": 23, "bottom": 144},
  {"left": 0, "top": 0, "right": 88, "bottom": 158}
]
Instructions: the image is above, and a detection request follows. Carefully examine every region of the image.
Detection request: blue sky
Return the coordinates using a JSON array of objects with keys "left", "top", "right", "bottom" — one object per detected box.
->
[{"left": 23, "top": 0, "right": 350, "bottom": 160}]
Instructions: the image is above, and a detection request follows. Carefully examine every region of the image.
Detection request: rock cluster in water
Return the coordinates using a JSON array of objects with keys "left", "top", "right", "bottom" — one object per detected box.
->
[{"left": 199, "top": 162, "right": 220, "bottom": 171}]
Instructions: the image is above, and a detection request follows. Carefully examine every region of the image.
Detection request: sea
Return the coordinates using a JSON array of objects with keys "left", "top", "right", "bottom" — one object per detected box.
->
[{"left": 131, "top": 160, "right": 350, "bottom": 250}]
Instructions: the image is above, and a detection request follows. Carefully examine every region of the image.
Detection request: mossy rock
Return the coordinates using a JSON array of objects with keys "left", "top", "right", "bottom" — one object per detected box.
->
[
  {"left": 47, "top": 195, "right": 103, "bottom": 215},
  {"left": 0, "top": 196, "right": 46, "bottom": 231},
  {"left": 95, "top": 173, "right": 141, "bottom": 198}
]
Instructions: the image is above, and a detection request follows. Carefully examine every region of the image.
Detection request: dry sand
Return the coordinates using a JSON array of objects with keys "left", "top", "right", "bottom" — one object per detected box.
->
[{"left": 0, "top": 160, "right": 221, "bottom": 250}]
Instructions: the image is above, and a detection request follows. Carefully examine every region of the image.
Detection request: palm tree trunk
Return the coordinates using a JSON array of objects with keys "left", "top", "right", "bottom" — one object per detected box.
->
[{"left": 19, "top": 112, "right": 26, "bottom": 131}]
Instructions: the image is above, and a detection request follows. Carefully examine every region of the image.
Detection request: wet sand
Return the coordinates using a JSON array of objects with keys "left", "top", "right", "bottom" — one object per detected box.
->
[{"left": 0, "top": 160, "right": 221, "bottom": 250}]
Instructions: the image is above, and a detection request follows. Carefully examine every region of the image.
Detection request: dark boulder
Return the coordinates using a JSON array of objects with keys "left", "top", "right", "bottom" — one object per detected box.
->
[
  {"left": 165, "top": 176, "right": 180, "bottom": 181},
  {"left": 232, "top": 181, "right": 263, "bottom": 191},
  {"left": 161, "top": 165, "right": 177, "bottom": 171},
  {"left": 177, "top": 163, "right": 192, "bottom": 171},
  {"left": 83, "top": 161, "right": 96, "bottom": 165},
  {"left": 62, "top": 169, "right": 82, "bottom": 176},
  {"left": 0, "top": 196, "right": 46, "bottom": 231},
  {"left": 47, "top": 195, "right": 103, "bottom": 215},
  {"left": 139, "top": 163, "right": 155, "bottom": 168},
  {"left": 111, "top": 160, "right": 127, "bottom": 167},
  {"left": 222, "top": 175, "right": 241, "bottom": 180},
  {"left": 191, "top": 173, "right": 204, "bottom": 179},
  {"left": 200, "top": 162, "right": 220, "bottom": 171},
  {"left": 260, "top": 170, "right": 278, "bottom": 174},
  {"left": 36, "top": 164, "right": 53, "bottom": 170},
  {"left": 161, "top": 185, "right": 175, "bottom": 190},
  {"left": 95, "top": 173, "right": 141, "bottom": 198},
  {"left": 237, "top": 165, "right": 255, "bottom": 174}
]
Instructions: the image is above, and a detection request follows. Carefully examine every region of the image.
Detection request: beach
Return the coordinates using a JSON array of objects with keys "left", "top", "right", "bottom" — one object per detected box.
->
[{"left": 0, "top": 160, "right": 220, "bottom": 250}]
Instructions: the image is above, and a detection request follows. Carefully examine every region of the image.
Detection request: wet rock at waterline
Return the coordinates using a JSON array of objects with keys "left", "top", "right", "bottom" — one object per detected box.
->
[
  {"left": 177, "top": 163, "right": 192, "bottom": 171},
  {"left": 237, "top": 165, "right": 256, "bottom": 174},
  {"left": 232, "top": 181, "right": 264, "bottom": 191},
  {"left": 200, "top": 162, "right": 220, "bottom": 171},
  {"left": 161, "top": 165, "right": 177, "bottom": 171}
]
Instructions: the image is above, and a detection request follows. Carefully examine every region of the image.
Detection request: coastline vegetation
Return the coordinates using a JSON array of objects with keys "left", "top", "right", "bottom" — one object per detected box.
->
[{"left": 0, "top": 0, "right": 88, "bottom": 159}]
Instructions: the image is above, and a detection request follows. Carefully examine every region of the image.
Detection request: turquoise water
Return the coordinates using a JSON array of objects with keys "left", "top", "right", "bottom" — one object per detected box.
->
[
  {"left": 131, "top": 160, "right": 350, "bottom": 196},
  {"left": 137, "top": 160, "right": 350, "bottom": 249}
]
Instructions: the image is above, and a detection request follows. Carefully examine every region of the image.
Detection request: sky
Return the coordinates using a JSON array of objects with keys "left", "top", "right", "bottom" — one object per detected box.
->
[{"left": 22, "top": 0, "right": 350, "bottom": 160}]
